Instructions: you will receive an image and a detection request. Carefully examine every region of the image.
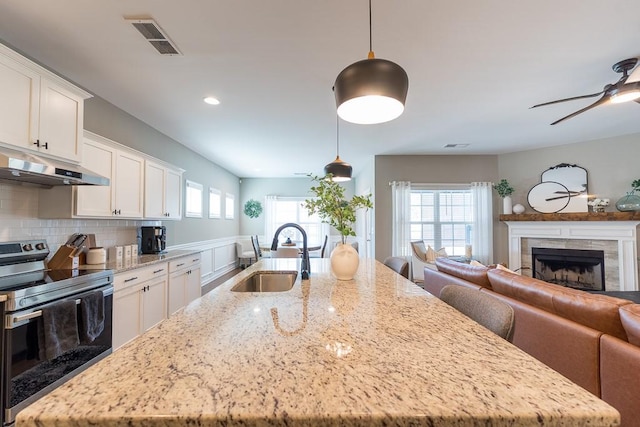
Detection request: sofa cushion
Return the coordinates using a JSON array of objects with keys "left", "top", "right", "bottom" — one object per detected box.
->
[
  {"left": 486, "top": 290, "right": 602, "bottom": 396},
  {"left": 488, "top": 269, "right": 631, "bottom": 341},
  {"left": 434, "top": 258, "right": 492, "bottom": 289},
  {"left": 600, "top": 334, "right": 640, "bottom": 426},
  {"left": 551, "top": 289, "right": 631, "bottom": 341},
  {"left": 620, "top": 304, "right": 640, "bottom": 346},
  {"left": 487, "top": 269, "right": 557, "bottom": 312}
]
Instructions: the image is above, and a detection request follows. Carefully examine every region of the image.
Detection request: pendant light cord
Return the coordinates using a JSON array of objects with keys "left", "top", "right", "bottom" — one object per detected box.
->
[
  {"left": 336, "top": 115, "right": 340, "bottom": 158},
  {"left": 368, "top": 0, "right": 375, "bottom": 59}
]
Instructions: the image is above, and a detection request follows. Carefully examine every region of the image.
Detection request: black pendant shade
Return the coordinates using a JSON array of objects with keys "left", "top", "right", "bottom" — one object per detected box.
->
[
  {"left": 334, "top": 57, "right": 408, "bottom": 125},
  {"left": 324, "top": 156, "right": 352, "bottom": 182}
]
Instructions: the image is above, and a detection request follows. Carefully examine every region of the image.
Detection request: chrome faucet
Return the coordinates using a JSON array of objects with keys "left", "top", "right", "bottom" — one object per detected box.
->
[{"left": 270, "top": 223, "right": 310, "bottom": 280}]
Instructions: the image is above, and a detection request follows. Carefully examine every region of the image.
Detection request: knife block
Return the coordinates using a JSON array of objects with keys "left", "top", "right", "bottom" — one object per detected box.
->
[{"left": 48, "top": 245, "right": 80, "bottom": 270}]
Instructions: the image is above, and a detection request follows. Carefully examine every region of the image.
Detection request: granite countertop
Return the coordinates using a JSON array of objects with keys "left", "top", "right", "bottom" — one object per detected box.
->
[
  {"left": 16, "top": 258, "right": 619, "bottom": 427},
  {"left": 79, "top": 249, "right": 200, "bottom": 274}
]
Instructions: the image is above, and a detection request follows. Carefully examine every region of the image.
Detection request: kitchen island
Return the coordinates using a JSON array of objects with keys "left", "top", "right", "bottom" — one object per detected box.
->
[{"left": 17, "top": 258, "right": 619, "bottom": 426}]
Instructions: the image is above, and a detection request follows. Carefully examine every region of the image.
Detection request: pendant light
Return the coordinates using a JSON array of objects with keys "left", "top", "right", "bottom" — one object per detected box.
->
[
  {"left": 334, "top": 0, "right": 409, "bottom": 125},
  {"left": 324, "top": 116, "right": 352, "bottom": 182}
]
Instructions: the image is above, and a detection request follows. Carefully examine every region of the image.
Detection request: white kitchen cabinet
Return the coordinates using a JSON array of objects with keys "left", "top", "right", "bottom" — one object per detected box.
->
[
  {"left": 144, "top": 160, "right": 183, "bottom": 220},
  {"left": 113, "top": 264, "right": 168, "bottom": 350},
  {"left": 168, "top": 254, "right": 202, "bottom": 316},
  {"left": 41, "top": 132, "right": 144, "bottom": 218},
  {"left": 0, "top": 43, "right": 90, "bottom": 162}
]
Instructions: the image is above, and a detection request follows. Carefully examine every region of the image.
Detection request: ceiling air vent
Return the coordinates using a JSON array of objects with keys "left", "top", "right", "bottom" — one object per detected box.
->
[
  {"left": 444, "top": 144, "right": 469, "bottom": 149},
  {"left": 126, "top": 18, "right": 182, "bottom": 56}
]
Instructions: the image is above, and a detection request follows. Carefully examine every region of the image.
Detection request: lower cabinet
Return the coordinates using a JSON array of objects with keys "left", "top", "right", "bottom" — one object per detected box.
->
[
  {"left": 168, "top": 254, "right": 202, "bottom": 316},
  {"left": 113, "top": 264, "right": 168, "bottom": 350}
]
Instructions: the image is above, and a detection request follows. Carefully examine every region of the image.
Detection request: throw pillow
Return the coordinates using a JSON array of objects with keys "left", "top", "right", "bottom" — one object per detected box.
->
[
  {"left": 496, "top": 263, "right": 516, "bottom": 274},
  {"left": 426, "top": 245, "right": 448, "bottom": 263}
]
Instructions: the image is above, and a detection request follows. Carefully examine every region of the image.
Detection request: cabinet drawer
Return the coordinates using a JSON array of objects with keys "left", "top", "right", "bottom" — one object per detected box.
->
[
  {"left": 169, "top": 253, "right": 201, "bottom": 273},
  {"left": 114, "top": 263, "right": 168, "bottom": 291}
]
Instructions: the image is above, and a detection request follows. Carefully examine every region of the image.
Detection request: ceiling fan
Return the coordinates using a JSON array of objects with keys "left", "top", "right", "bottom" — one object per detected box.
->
[{"left": 531, "top": 57, "right": 640, "bottom": 125}]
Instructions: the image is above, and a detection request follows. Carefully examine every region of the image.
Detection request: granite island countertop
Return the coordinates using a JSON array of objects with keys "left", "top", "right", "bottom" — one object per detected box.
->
[
  {"left": 78, "top": 249, "right": 200, "bottom": 274},
  {"left": 17, "top": 258, "right": 620, "bottom": 427}
]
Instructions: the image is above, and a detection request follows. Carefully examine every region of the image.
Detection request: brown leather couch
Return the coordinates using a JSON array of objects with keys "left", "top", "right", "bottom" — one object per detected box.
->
[{"left": 424, "top": 258, "right": 640, "bottom": 427}]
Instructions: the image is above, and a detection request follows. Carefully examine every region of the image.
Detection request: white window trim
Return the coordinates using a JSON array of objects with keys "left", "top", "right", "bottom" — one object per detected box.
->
[
  {"left": 209, "top": 187, "right": 221, "bottom": 219},
  {"left": 185, "top": 180, "right": 203, "bottom": 218},
  {"left": 225, "top": 193, "right": 235, "bottom": 219}
]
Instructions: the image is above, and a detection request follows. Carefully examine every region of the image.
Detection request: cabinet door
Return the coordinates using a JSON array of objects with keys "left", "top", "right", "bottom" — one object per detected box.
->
[
  {"left": 113, "top": 285, "right": 142, "bottom": 351},
  {"left": 0, "top": 54, "right": 39, "bottom": 150},
  {"left": 168, "top": 271, "right": 187, "bottom": 316},
  {"left": 144, "top": 161, "right": 165, "bottom": 219},
  {"left": 38, "top": 78, "right": 83, "bottom": 161},
  {"left": 186, "top": 267, "right": 201, "bottom": 306},
  {"left": 114, "top": 150, "right": 144, "bottom": 218},
  {"left": 142, "top": 277, "right": 167, "bottom": 332},
  {"left": 76, "top": 138, "right": 115, "bottom": 216},
  {"left": 165, "top": 168, "right": 182, "bottom": 219}
]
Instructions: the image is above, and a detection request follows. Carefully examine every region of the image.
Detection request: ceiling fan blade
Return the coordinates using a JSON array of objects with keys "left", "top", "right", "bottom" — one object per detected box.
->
[
  {"left": 550, "top": 95, "right": 609, "bottom": 125},
  {"left": 627, "top": 64, "right": 640, "bottom": 83},
  {"left": 530, "top": 90, "right": 604, "bottom": 109}
]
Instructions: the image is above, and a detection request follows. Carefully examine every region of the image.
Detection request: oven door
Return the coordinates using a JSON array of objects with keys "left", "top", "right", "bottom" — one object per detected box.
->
[{"left": 3, "top": 284, "right": 113, "bottom": 425}]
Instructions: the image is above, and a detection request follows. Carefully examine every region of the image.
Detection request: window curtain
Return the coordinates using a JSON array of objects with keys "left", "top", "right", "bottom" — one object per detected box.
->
[
  {"left": 264, "top": 195, "right": 278, "bottom": 245},
  {"left": 470, "top": 182, "right": 493, "bottom": 265},
  {"left": 391, "top": 181, "right": 411, "bottom": 257}
]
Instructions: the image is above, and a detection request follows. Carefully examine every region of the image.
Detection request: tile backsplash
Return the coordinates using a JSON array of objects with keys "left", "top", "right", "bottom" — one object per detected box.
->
[{"left": 0, "top": 183, "right": 159, "bottom": 256}]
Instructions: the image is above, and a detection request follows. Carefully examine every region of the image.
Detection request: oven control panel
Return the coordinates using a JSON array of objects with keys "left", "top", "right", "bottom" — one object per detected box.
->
[{"left": 0, "top": 240, "right": 49, "bottom": 263}]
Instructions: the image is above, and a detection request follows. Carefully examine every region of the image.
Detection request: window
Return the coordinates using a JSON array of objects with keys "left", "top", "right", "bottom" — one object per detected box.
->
[
  {"left": 209, "top": 188, "right": 221, "bottom": 219},
  {"left": 225, "top": 193, "right": 235, "bottom": 219},
  {"left": 265, "top": 196, "right": 329, "bottom": 246},
  {"left": 409, "top": 186, "right": 473, "bottom": 256},
  {"left": 185, "top": 180, "right": 203, "bottom": 218}
]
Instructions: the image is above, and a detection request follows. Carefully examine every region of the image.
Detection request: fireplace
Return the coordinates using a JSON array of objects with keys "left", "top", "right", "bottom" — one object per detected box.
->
[{"left": 532, "top": 247, "right": 605, "bottom": 291}]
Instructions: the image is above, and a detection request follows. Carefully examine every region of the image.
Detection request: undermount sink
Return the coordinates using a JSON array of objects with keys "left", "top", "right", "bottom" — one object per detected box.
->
[{"left": 231, "top": 270, "right": 298, "bottom": 292}]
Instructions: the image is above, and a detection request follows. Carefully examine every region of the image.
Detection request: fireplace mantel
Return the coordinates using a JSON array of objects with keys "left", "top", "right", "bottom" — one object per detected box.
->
[
  {"left": 502, "top": 218, "right": 640, "bottom": 291},
  {"left": 500, "top": 212, "right": 640, "bottom": 222}
]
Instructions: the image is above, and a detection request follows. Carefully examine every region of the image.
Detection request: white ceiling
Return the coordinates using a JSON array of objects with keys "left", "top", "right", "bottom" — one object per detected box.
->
[{"left": 1, "top": 1, "right": 640, "bottom": 178}]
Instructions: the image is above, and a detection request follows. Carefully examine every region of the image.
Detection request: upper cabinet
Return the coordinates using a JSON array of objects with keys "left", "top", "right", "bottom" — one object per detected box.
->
[
  {"left": 144, "top": 161, "right": 182, "bottom": 220},
  {"left": 0, "top": 43, "right": 91, "bottom": 162}
]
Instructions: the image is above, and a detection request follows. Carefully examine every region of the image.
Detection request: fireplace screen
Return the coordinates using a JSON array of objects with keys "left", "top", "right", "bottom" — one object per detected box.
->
[{"left": 532, "top": 247, "right": 605, "bottom": 291}]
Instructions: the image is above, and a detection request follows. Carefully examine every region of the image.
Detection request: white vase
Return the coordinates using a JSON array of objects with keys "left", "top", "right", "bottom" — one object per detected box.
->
[
  {"left": 503, "top": 196, "right": 513, "bottom": 215},
  {"left": 330, "top": 243, "right": 359, "bottom": 280}
]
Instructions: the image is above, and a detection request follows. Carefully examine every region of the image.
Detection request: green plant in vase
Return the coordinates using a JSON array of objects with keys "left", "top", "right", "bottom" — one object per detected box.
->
[
  {"left": 303, "top": 175, "right": 372, "bottom": 245},
  {"left": 493, "top": 179, "right": 515, "bottom": 214},
  {"left": 303, "top": 174, "right": 372, "bottom": 280},
  {"left": 616, "top": 179, "right": 640, "bottom": 212}
]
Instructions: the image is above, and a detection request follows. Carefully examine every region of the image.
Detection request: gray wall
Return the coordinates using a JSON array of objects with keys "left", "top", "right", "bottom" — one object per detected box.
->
[
  {"left": 374, "top": 155, "right": 500, "bottom": 262},
  {"left": 84, "top": 97, "right": 240, "bottom": 246},
  {"left": 496, "top": 132, "right": 640, "bottom": 265}
]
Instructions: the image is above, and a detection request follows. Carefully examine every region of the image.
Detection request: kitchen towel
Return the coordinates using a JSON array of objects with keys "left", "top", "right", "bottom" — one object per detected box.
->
[
  {"left": 38, "top": 299, "right": 80, "bottom": 360},
  {"left": 79, "top": 290, "right": 105, "bottom": 343}
]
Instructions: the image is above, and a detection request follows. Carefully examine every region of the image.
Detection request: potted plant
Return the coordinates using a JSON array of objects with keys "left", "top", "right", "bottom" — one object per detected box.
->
[
  {"left": 303, "top": 174, "right": 372, "bottom": 280},
  {"left": 616, "top": 179, "right": 640, "bottom": 212},
  {"left": 493, "top": 179, "right": 515, "bottom": 214}
]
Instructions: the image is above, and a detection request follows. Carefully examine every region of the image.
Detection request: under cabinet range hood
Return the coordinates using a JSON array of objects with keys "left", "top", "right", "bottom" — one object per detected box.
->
[{"left": 0, "top": 146, "right": 109, "bottom": 188}]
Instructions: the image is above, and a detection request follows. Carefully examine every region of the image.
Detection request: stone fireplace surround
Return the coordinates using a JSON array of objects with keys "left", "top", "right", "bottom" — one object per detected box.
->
[{"left": 501, "top": 212, "right": 640, "bottom": 291}]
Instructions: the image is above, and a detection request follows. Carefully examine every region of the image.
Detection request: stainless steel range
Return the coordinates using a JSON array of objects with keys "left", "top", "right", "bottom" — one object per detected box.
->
[{"left": 0, "top": 240, "right": 113, "bottom": 426}]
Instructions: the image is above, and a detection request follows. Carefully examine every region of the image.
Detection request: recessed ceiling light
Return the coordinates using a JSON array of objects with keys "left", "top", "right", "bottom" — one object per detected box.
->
[{"left": 204, "top": 97, "right": 220, "bottom": 105}]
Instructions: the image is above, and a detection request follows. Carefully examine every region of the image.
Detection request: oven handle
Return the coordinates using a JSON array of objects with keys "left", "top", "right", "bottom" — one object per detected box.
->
[{"left": 7, "top": 286, "right": 113, "bottom": 328}]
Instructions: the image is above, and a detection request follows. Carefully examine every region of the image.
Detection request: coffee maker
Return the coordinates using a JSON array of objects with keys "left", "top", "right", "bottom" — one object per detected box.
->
[{"left": 140, "top": 226, "right": 166, "bottom": 254}]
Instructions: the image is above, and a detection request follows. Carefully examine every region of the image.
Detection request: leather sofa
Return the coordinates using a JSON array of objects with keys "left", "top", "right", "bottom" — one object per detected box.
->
[{"left": 424, "top": 258, "right": 640, "bottom": 427}]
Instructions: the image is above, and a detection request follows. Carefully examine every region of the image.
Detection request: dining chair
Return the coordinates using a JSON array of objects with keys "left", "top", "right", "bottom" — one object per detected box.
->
[
  {"left": 272, "top": 247, "right": 300, "bottom": 258},
  {"left": 439, "top": 285, "right": 515, "bottom": 341},
  {"left": 383, "top": 256, "right": 409, "bottom": 279},
  {"left": 310, "top": 235, "right": 328, "bottom": 258},
  {"left": 236, "top": 240, "right": 255, "bottom": 268}
]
